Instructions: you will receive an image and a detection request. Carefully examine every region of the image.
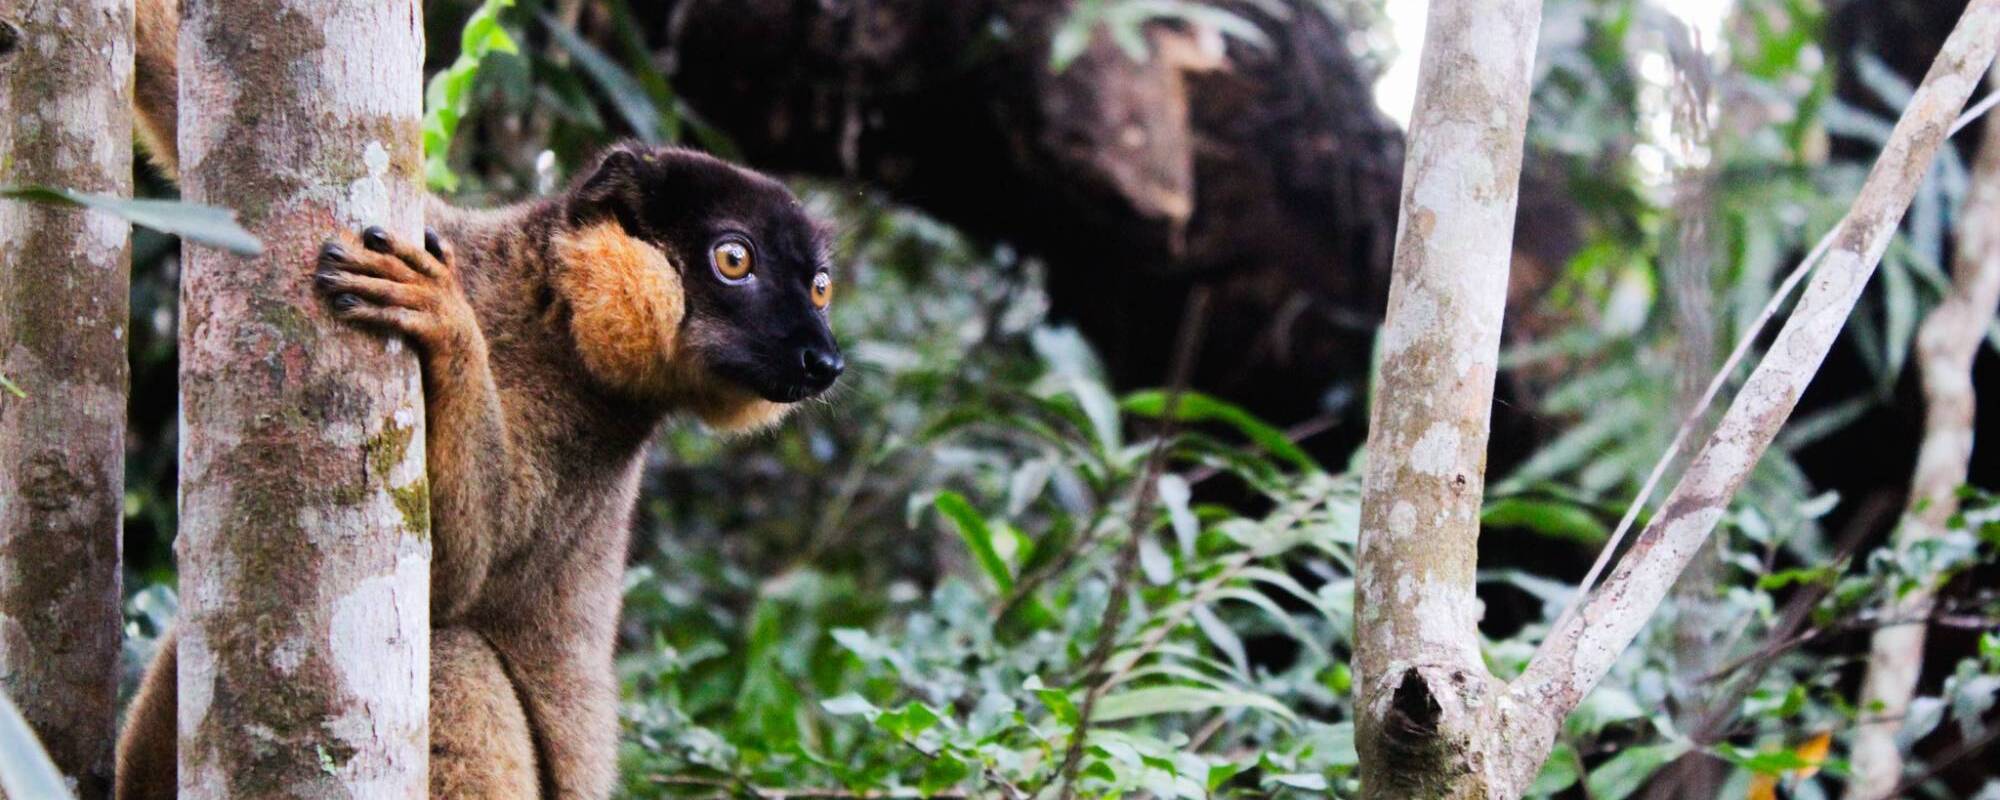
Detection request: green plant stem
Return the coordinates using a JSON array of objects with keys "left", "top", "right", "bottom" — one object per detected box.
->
[{"left": 1045, "top": 287, "right": 1210, "bottom": 800}]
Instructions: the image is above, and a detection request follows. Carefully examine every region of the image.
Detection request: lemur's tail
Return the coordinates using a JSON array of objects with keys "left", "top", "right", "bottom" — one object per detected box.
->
[{"left": 135, "top": 0, "right": 179, "bottom": 178}]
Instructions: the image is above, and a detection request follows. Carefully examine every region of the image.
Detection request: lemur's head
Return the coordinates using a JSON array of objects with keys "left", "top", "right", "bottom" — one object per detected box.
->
[{"left": 553, "top": 143, "right": 842, "bottom": 431}]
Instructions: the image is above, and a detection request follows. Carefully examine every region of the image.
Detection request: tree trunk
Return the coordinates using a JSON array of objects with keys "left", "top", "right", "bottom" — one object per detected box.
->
[
  {"left": 1844, "top": 62, "right": 2000, "bottom": 800},
  {"left": 175, "top": 1, "right": 430, "bottom": 796},
  {"left": 1351, "top": 0, "right": 1547, "bottom": 796},
  {"left": 0, "top": 2, "right": 133, "bottom": 798}
]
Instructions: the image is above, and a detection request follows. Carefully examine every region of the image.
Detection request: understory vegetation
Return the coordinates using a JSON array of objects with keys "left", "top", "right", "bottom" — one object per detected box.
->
[{"left": 88, "top": 0, "right": 2000, "bottom": 797}]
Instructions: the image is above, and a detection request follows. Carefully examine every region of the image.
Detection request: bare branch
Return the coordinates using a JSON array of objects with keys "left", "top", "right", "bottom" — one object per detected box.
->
[
  {"left": 1845, "top": 60, "right": 2000, "bottom": 800},
  {"left": 1048, "top": 287, "right": 1210, "bottom": 800},
  {"left": 1516, "top": 0, "right": 2000, "bottom": 723}
]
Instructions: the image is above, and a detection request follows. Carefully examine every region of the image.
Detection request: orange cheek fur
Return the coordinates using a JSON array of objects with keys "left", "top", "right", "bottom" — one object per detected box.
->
[{"left": 552, "top": 222, "right": 795, "bottom": 433}]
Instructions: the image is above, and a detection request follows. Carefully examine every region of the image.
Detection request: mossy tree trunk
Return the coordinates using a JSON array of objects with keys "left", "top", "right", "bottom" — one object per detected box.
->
[
  {"left": 0, "top": 2, "right": 133, "bottom": 798},
  {"left": 175, "top": 0, "right": 430, "bottom": 795}
]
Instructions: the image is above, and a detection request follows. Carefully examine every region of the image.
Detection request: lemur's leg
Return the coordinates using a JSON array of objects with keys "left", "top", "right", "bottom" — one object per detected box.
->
[
  {"left": 487, "top": 628, "right": 619, "bottom": 800},
  {"left": 119, "top": 628, "right": 542, "bottom": 800},
  {"left": 483, "top": 542, "right": 624, "bottom": 800},
  {"left": 314, "top": 227, "right": 507, "bottom": 622},
  {"left": 113, "top": 629, "right": 176, "bottom": 800},
  {"left": 431, "top": 627, "right": 539, "bottom": 799}
]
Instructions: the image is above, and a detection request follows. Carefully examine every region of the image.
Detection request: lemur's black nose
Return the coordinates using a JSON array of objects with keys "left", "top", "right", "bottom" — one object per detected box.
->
[{"left": 800, "top": 347, "right": 844, "bottom": 390}]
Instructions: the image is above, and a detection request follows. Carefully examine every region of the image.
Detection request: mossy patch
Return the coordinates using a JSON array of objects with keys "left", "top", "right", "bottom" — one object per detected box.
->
[
  {"left": 388, "top": 481, "right": 430, "bottom": 540},
  {"left": 363, "top": 419, "right": 415, "bottom": 479}
]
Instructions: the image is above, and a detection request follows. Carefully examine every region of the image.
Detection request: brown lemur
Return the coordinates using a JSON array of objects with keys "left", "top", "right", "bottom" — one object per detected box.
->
[{"left": 117, "top": 1, "right": 843, "bottom": 797}]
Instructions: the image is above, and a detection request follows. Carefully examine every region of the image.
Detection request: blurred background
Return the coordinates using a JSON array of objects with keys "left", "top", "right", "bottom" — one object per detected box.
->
[{"left": 118, "top": 0, "right": 2000, "bottom": 796}]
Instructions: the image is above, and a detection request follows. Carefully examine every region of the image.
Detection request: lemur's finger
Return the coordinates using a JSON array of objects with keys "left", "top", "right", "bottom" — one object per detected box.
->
[
  {"left": 314, "top": 269, "right": 430, "bottom": 310},
  {"left": 319, "top": 239, "right": 422, "bottom": 282},
  {"left": 424, "top": 226, "right": 454, "bottom": 266},
  {"left": 361, "top": 224, "right": 445, "bottom": 279},
  {"left": 326, "top": 293, "right": 432, "bottom": 340}
]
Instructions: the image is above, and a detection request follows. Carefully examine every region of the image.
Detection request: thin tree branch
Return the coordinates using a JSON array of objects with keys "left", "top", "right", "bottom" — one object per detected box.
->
[
  {"left": 1046, "top": 287, "right": 1211, "bottom": 800},
  {"left": 1847, "top": 59, "right": 2000, "bottom": 800},
  {"left": 1883, "top": 712, "right": 2000, "bottom": 800},
  {"left": 1548, "top": 224, "right": 1837, "bottom": 639},
  {"left": 1515, "top": 0, "right": 2000, "bottom": 730}
]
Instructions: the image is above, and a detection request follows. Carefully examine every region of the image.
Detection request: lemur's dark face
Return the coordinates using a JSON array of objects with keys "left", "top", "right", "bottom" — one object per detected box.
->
[{"left": 568, "top": 144, "right": 842, "bottom": 406}]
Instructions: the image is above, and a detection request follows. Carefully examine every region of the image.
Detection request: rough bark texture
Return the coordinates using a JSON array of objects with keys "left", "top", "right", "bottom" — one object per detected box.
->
[
  {"left": 175, "top": 1, "right": 430, "bottom": 796},
  {"left": 1350, "top": 0, "right": 1548, "bottom": 797},
  {"left": 0, "top": 2, "right": 133, "bottom": 797},
  {"left": 1517, "top": 0, "right": 2000, "bottom": 731},
  {"left": 1843, "top": 62, "right": 2000, "bottom": 800}
]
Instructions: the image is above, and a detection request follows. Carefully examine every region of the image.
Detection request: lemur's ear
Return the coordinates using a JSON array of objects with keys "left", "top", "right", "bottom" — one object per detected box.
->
[
  {"left": 565, "top": 143, "right": 654, "bottom": 229},
  {"left": 553, "top": 219, "right": 685, "bottom": 396}
]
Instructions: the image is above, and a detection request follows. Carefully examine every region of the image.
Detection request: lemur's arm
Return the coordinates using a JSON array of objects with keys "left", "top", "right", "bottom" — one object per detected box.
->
[{"left": 315, "top": 227, "right": 507, "bottom": 621}]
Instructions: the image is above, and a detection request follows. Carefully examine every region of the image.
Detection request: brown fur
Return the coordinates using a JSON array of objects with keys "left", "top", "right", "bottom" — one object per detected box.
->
[
  {"left": 116, "top": 1, "right": 816, "bottom": 797},
  {"left": 552, "top": 222, "right": 686, "bottom": 395},
  {"left": 133, "top": 0, "right": 178, "bottom": 178},
  {"left": 431, "top": 629, "right": 539, "bottom": 797}
]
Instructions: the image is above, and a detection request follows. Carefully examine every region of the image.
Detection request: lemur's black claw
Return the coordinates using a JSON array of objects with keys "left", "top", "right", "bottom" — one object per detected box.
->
[
  {"left": 362, "top": 226, "right": 392, "bottom": 253},
  {"left": 319, "top": 241, "right": 348, "bottom": 263},
  {"left": 424, "top": 227, "right": 445, "bottom": 261},
  {"left": 332, "top": 293, "right": 360, "bottom": 311}
]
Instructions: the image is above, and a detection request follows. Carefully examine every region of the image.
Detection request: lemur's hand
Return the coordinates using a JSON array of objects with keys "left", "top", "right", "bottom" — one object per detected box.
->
[{"left": 314, "top": 225, "right": 477, "bottom": 353}]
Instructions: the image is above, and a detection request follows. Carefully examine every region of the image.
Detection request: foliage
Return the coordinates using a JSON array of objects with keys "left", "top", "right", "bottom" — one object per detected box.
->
[
  {"left": 1496, "top": 2, "right": 2000, "bottom": 796},
  {"left": 98, "top": 2, "right": 2000, "bottom": 798},
  {"left": 424, "top": 0, "right": 520, "bottom": 191},
  {"left": 0, "top": 689, "right": 72, "bottom": 800},
  {"left": 1050, "top": 0, "right": 1276, "bottom": 72},
  {"left": 0, "top": 186, "right": 260, "bottom": 255},
  {"left": 617, "top": 194, "right": 1358, "bottom": 797}
]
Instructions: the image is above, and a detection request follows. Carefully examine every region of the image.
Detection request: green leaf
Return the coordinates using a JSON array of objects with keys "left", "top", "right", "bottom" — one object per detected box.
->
[
  {"left": 1158, "top": 474, "right": 1197, "bottom": 556},
  {"left": 1093, "top": 686, "right": 1296, "bottom": 723},
  {"left": 1482, "top": 497, "right": 1609, "bottom": 545},
  {"left": 934, "top": 492, "right": 1013, "bottom": 592},
  {"left": 1033, "top": 684, "right": 1080, "bottom": 727},
  {"left": 1049, "top": 6, "right": 1101, "bottom": 72},
  {"left": 1528, "top": 743, "right": 1580, "bottom": 796},
  {"left": 1566, "top": 687, "right": 1645, "bottom": 738},
  {"left": 0, "top": 373, "right": 23, "bottom": 399},
  {"left": 919, "top": 752, "right": 972, "bottom": 795},
  {"left": 1267, "top": 773, "right": 1329, "bottom": 791},
  {"left": 0, "top": 690, "right": 74, "bottom": 800},
  {"left": 1122, "top": 389, "right": 1320, "bottom": 472},
  {"left": 0, "top": 186, "right": 260, "bottom": 256},
  {"left": 1586, "top": 741, "right": 1689, "bottom": 800},
  {"left": 1190, "top": 603, "right": 1248, "bottom": 676},
  {"left": 543, "top": 13, "right": 663, "bottom": 144},
  {"left": 1206, "top": 758, "right": 1251, "bottom": 790},
  {"left": 422, "top": 0, "right": 518, "bottom": 190},
  {"left": 820, "top": 693, "right": 878, "bottom": 717},
  {"left": 877, "top": 702, "right": 942, "bottom": 737}
]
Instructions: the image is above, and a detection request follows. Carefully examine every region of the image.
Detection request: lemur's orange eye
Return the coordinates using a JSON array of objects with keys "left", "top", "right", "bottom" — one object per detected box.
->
[
  {"left": 811, "top": 271, "right": 833, "bottom": 309},
  {"left": 712, "top": 240, "right": 753, "bottom": 282}
]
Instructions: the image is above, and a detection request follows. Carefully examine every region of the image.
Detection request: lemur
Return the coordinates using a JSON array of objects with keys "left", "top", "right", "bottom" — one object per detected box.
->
[{"left": 116, "top": 1, "right": 843, "bottom": 797}]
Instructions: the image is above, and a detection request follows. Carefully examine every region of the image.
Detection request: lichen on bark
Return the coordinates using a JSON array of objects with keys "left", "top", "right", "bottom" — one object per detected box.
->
[
  {"left": 1351, "top": 0, "right": 1545, "bottom": 796},
  {"left": 0, "top": 1, "right": 134, "bottom": 797},
  {"left": 175, "top": 1, "right": 431, "bottom": 796},
  {"left": 1845, "top": 60, "right": 2000, "bottom": 800}
]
